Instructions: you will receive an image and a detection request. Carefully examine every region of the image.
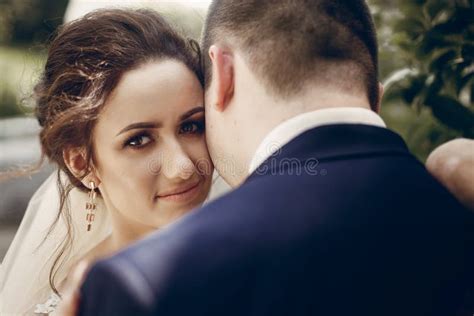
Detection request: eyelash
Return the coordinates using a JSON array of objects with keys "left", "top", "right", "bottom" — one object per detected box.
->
[
  {"left": 179, "top": 119, "right": 205, "bottom": 135},
  {"left": 124, "top": 132, "right": 153, "bottom": 149},
  {"left": 123, "top": 120, "right": 205, "bottom": 150}
]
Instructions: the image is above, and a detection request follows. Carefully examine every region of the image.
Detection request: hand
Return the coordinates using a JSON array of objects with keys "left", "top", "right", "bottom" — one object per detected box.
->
[
  {"left": 56, "top": 261, "right": 90, "bottom": 316},
  {"left": 427, "top": 138, "right": 474, "bottom": 210}
]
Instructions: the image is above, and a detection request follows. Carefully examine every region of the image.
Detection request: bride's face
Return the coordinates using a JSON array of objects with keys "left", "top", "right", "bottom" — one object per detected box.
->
[{"left": 92, "top": 59, "right": 213, "bottom": 230}]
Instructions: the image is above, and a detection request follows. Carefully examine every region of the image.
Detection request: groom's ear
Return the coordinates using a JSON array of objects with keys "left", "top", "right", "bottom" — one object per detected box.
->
[
  {"left": 209, "top": 45, "right": 234, "bottom": 112},
  {"left": 375, "top": 83, "right": 384, "bottom": 113}
]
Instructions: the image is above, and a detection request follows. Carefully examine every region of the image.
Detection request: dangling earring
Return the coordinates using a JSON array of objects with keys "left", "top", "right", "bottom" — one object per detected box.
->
[{"left": 86, "top": 181, "right": 97, "bottom": 232}]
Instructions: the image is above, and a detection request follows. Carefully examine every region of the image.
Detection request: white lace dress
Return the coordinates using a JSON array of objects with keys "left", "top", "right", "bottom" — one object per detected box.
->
[{"left": 34, "top": 293, "right": 61, "bottom": 315}]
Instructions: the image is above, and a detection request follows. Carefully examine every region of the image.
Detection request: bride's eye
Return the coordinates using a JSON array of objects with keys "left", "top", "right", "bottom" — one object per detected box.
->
[
  {"left": 180, "top": 120, "right": 204, "bottom": 135},
  {"left": 124, "top": 132, "right": 153, "bottom": 149}
]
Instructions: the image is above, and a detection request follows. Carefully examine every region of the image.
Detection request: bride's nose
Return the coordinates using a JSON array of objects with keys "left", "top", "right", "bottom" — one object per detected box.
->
[{"left": 160, "top": 141, "right": 195, "bottom": 181}]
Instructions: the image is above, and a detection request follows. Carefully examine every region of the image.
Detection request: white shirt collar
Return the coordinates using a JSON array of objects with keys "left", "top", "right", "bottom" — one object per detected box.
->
[{"left": 248, "top": 107, "right": 386, "bottom": 174}]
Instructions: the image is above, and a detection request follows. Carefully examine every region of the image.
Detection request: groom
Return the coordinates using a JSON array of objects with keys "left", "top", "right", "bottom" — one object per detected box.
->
[{"left": 77, "top": 0, "right": 474, "bottom": 315}]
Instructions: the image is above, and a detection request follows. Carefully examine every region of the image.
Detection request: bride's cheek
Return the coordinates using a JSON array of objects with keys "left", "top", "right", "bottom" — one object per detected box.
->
[
  {"left": 198, "top": 142, "right": 214, "bottom": 176},
  {"left": 191, "top": 137, "right": 213, "bottom": 163}
]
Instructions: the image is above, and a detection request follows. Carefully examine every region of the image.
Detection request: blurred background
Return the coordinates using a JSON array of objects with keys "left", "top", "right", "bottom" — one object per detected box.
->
[{"left": 0, "top": 0, "right": 473, "bottom": 260}]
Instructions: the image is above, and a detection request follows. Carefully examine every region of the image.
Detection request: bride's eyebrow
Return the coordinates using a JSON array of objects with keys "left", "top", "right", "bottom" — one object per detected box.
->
[
  {"left": 116, "top": 107, "right": 204, "bottom": 136},
  {"left": 116, "top": 122, "right": 162, "bottom": 136},
  {"left": 180, "top": 107, "right": 204, "bottom": 121}
]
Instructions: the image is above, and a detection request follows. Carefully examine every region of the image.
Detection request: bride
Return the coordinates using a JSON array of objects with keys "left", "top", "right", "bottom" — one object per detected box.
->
[{"left": 0, "top": 8, "right": 216, "bottom": 315}]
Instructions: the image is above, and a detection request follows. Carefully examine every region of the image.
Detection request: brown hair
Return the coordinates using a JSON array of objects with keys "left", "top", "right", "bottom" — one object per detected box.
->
[
  {"left": 33, "top": 8, "right": 202, "bottom": 295},
  {"left": 202, "top": 0, "right": 379, "bottom": 110}
]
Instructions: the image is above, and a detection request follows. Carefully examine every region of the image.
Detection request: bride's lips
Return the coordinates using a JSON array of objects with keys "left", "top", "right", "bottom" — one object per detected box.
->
[{"left": 156, "top": 180, "right": 202, "bottom": 203}]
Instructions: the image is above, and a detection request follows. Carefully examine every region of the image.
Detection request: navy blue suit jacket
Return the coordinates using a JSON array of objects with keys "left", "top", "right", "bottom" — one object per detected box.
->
[{"left": 79, "top": 125, "right": 474, "bottom": 316}]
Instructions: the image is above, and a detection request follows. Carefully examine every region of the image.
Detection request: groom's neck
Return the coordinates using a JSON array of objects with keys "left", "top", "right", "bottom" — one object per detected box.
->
[
  {"left": 237, "top": 87, "right": 371, "bottom": 174},
  {"left": 218, "top": 58, "right": 372, "bottom": 186}
]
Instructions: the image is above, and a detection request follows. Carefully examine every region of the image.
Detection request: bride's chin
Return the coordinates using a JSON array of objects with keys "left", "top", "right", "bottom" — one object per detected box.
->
[
  {"left": 148, "top": 178, "right": 210, "bottom": 227},
  {"left": 151, "top": 200, "right": 203, "bottom": 226}
]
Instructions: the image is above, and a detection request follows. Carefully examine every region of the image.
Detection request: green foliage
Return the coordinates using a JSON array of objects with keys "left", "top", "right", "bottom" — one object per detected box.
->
[
  {"left": 0, "top": 46, "right": 44, "bottom": 119},
  {"left": 0, "top": 86, "right": 22, "bottom": 117},
  {"left": 383, "top": 0, "right": 474, "bottom": 137},
  {"left": 0, "top": 84, "right": 35, "bottom": 118},
  {"left": 0, "top": 0, "right": 69, "bottom": 45},
  {"left": 381, "top": 103, "right": 460, "bottom": 161}
]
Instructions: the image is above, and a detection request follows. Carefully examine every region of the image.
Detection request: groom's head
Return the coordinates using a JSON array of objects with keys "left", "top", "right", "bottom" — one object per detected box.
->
[{"left": 202, "top": 0, "right": 380, "bottom": 186}]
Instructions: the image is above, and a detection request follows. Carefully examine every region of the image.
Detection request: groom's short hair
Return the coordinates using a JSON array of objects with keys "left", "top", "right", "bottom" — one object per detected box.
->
[{"left": 202, "top": 0, "right": 379, "bottom": 110}]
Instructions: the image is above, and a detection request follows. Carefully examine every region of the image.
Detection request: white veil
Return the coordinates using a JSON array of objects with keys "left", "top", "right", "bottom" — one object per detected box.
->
[{"left": 0, "top": 171, "right": 111, "bottom": 315}]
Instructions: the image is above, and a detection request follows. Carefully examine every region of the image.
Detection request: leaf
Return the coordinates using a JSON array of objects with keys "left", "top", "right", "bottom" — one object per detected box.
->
[
  {"left": 425, "top": 1, "right": 450, "bottom": 20},
  {"left": 425, "top": 94, "right": 474, "bottom": 136},
  {"left": 471, "top": 84, "right": 474, "bottom": 107},
  {"left": 401, "top": 75, "right": 428, "bottom": 104},
  {"left": 426, "top": 76, "right": 445, "bottom": 98},
  {"left": 461, "top": 44, "right": 474, "bottom": 63},
  {"left": 429, "top": 49, "right": 458, "bottom": 72},
  {"left": 394, "top": 18, "right": 426, "bottom": 40},
  {"left": 456, "top": 72, "right": 474, "bottom": 94},
  {"left": 430, "top": 18, "right": 467, "bottom": 36},
  {"left": 420, "top": 31, "right": 454, "bottom": 54},
  {"left": 453, "top": 7, "right": 474, "bottom": 25}
]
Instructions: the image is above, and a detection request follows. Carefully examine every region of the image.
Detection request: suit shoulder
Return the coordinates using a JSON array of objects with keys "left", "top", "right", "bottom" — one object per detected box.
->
[{"left": 79, "top": 257, "right": 155, "bottom": 315}]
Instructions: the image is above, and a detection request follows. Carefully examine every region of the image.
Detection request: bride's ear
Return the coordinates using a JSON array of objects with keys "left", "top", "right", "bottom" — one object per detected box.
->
[
  {"left": 208, "top": 45, "right": 234, "bottom": 112},
  {"left": 63, "top": 147, "right": 101, "bottom": 188}
]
